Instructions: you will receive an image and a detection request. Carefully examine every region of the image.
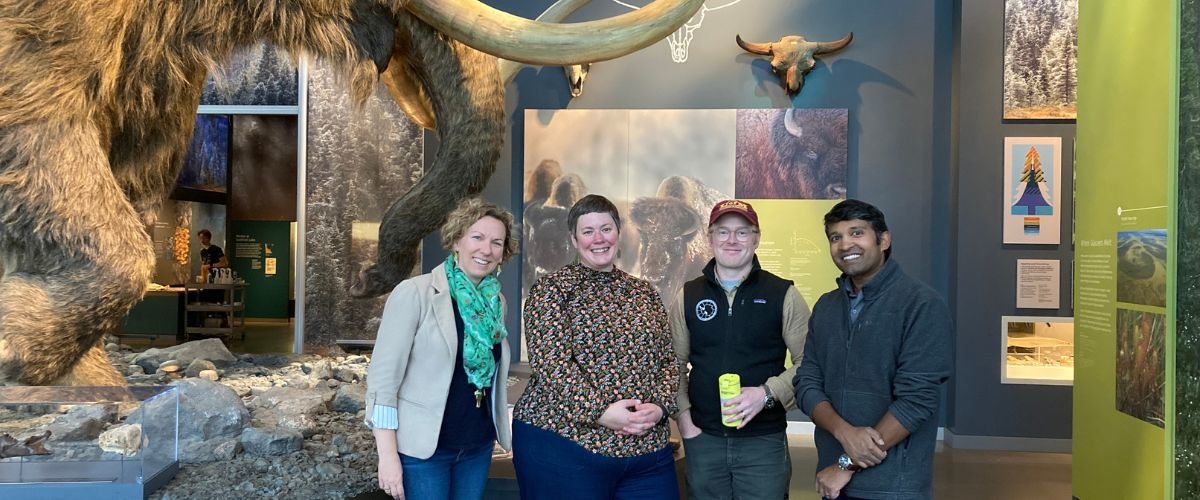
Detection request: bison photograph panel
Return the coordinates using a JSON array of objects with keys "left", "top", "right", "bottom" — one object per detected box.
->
[
  {"left": 734, "top": 108, "right": 848, "bottom": 200},
  {"left": 522, "top": 109, "right": 734, "bottom": 311}
]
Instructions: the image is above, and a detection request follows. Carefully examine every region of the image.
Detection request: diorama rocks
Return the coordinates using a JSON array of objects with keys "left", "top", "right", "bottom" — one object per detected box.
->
[{"left": 0, "top": 338, "right": 389, "bottom": 499}]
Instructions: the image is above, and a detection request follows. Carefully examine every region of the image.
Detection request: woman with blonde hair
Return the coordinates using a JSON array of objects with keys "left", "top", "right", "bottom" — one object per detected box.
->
[{"left": 365, "top": 197, "right": 518, "bottom": 499}]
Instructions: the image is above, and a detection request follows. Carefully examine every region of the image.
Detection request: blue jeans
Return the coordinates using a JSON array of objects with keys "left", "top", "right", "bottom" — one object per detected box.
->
[
  {"left": 512, "top": 419, "right": 679, "bottom": 500},
  {"left": 399, "top": 442, "right": 494, "bottom": 500}
]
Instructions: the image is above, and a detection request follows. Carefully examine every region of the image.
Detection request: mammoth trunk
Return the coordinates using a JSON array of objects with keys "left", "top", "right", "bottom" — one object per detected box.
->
[{"left": 351, "top": 13, "right": 504, "bottom": 298}]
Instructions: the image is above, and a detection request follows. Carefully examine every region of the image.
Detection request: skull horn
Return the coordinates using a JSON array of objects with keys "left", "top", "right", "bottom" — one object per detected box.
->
[
  {"left": 735, "top": 35, "right": 772, "bottom": 55},
  {"left": 814, "top": 32, "right": 854, "bottom": 55},
  {"left": 406, "top": 0, "right": 705, "bottom": 66}
]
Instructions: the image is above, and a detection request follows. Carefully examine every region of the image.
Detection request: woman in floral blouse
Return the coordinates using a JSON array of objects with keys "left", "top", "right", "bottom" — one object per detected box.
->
[{"left": 513, "top": 194, "right": 681, "bottom": 499}]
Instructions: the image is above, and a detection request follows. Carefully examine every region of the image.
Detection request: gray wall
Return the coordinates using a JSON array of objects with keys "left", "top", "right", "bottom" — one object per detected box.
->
[{"left": 951, "top": 0, "right": 1075, "bottom": 439}]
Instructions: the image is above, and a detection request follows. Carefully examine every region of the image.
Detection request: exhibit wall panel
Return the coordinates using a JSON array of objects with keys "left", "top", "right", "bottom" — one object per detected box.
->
[
  {"left": 1074, "top": 0, "right": 1175, "bottom": 498},
  {"left": 951, "top": 0, "right": 1077, "bottom": 441},
  {"left": 303, "top": 59, "right": 424, "bottom": 349},
  {"left": 229, "top": 115, "right": 298, "bottom": 222},
  {"left": 231, "top": 220, "right": 292, "bottom": 319}
]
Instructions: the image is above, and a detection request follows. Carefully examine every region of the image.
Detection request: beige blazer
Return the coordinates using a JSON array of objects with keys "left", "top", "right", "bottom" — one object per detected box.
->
[{"left": 364, "top": 262, "right": 512, "bottom": 459}]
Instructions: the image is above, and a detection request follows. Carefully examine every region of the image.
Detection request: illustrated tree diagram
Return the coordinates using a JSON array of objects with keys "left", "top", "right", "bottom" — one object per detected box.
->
[{"left": 1012, "top": 145, "right": 1052, "bottom": 215}]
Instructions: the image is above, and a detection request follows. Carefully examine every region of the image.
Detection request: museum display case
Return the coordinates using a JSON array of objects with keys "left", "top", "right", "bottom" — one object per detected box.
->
[
  {"left": 1001, "top": 316, "right": 1074, "bottom": 385},
  {"left": 0, "top": 386, "right": 179, "bottom": 499}
]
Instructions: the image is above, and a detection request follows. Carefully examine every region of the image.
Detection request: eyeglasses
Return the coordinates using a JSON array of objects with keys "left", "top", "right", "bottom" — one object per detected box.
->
[{"left": 711, "top": 228, "right": 759, "bottom": 242}]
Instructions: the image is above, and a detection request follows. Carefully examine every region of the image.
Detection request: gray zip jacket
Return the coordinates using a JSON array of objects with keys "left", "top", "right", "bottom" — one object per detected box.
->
[{"left": 794, "top": 259, "right": 952, "bottom": 499}]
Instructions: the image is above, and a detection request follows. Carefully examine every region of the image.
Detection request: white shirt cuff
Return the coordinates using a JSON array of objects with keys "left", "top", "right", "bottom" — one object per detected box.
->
[{"left": 368, "top": 405, "right": 399, "bottom": 429}]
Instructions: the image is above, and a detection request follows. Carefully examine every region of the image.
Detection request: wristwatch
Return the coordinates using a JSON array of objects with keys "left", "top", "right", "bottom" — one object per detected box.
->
[
  {"left": 761, "top": 385, "right": 777, "bottom": 409},
  {"left": 837, "top": 453, "right": 861, "bottom": 472}
]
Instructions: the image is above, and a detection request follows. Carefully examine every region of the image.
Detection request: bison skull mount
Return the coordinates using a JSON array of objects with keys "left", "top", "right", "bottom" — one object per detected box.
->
[{"left": 736, "top": 32, "right": 853, "bottom": 96}]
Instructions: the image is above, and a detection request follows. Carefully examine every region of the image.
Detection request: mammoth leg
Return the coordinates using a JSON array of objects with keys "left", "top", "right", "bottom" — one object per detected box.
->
[{"left": 0, "top": 122, "right": 151, "bottom": 385}]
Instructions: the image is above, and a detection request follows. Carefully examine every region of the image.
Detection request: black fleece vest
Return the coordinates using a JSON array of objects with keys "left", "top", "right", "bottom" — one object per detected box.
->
[{"left": 683, "top": 262, "right": 791, "bottom": 436}]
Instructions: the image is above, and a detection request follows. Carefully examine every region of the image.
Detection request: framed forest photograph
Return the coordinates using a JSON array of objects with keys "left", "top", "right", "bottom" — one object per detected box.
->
[{"left": 1003, "top": 0, "right": 1078, "bottom": 119}]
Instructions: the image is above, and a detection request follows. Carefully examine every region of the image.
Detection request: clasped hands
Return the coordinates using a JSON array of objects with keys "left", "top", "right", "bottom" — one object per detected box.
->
[
  {"left": 836, "top": 425, "right": 887, "bottom": 467},
  {"left": 596, "top": 399, "right": 662, "bottom": 436},
  {"left": 815, "top": 426, "right": 887, "bottom": 499}
]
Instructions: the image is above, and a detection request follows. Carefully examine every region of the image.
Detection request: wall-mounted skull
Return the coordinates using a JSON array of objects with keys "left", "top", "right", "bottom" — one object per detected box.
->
[
  {"left": 736, "top": 32, "right": 853, "bottom": 95},
  {"left": 563, "top": 63, "right": 591, "bottom": 97}
]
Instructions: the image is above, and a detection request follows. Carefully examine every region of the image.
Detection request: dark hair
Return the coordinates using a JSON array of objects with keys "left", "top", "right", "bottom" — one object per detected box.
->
[
  {"left": 197, "top": 229, "right": 212, "bottom": 238},
  {"left": 823, "top": 199, "right": 891, "bottom": 258},
  {"left": 567, "top": 194, "right": 621, "bottom": 235}
]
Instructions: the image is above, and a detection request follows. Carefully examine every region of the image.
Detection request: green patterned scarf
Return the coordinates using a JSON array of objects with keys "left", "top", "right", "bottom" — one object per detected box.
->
[{"left": 444, "top": 253, "right": 507, "bottom": 392}]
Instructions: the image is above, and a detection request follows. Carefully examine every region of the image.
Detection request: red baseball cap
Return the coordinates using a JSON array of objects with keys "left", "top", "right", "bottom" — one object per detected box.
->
[{"left": 708, "top": 199, "right": 759, "bottom": 227}]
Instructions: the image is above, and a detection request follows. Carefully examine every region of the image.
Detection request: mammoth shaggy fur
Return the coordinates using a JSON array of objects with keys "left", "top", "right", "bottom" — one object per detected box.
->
[{"left": 0, "top": 0, "right": 501, "bottom": 385}]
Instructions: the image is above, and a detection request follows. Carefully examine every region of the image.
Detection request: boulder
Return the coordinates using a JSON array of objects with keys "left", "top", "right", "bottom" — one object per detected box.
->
[
  {"left": 331, "top": 384, "right": 365, "bottom": 413},
  {"left": 250, "top": 387, "right": 333, "bottom": 437},
  {"left": 133, "top": 378, "right": 249, "bottom": 463},
  {"left": 132, "top": 339, "right": 236, "bottom": 373},
  {"left": 240, "top": 427, "right": 303, "bottom": 456},
  {"left": 185, "top": 359, "right": 217, "bottom": 378},
  {"left": 46, "top": 404, "right": 115, "bottom": 442},
  {"left": 98, "top": 424, "right": 141, "bottom": 457}
]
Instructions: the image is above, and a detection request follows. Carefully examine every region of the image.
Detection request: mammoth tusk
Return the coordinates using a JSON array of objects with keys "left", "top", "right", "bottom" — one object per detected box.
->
[
  {"left": 783, "top": 108, "right": 803, "bottom": 138},
  {"left": 814, "top": 32, "right": 854, "bottom": 55},
  {"left": 380, "top": 61, "right": 437, "bottom": 130},
  {"left": 406, "top": 0, "right": 704, "bottom": 66},
  {"left": 735, "top": 35, "right": 772, "bottom": 55},
  {"left": 498, "top": 0, "right": 594, "bottom": 85}
]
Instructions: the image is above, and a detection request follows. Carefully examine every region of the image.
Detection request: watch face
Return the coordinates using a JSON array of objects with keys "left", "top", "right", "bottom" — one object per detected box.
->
[{"left": 838, "top": 454, "right": 853, "bottom": 469}]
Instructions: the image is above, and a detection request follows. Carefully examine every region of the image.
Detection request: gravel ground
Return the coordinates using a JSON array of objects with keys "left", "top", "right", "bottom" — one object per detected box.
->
[
  {"left": 120, "top": 346, "right": 385, "bottom": 499},
  {"left": 150, "top": 409, "right": 381, "bottom": 500}
]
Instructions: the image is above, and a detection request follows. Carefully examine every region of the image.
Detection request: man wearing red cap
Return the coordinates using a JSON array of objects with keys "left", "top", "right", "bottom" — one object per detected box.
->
[{"left": 670, "top": 199, "right": 810, "bottom": 499}]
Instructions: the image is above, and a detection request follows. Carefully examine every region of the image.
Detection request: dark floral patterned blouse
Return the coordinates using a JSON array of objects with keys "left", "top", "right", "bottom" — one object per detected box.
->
[{"left": 514, "top": 263, "right": 680, "bottom": 458}]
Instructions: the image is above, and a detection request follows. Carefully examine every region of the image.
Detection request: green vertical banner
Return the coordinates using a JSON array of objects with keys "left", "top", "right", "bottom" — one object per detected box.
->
[
  {"left": 230, "top": 220, "right": 291, "bottom": 319},
  {"left": 1076, "top": 1, "right": 1176, "bottom": 498},
  {"left": 1176, "top": 0, "right": 1200, "bottom": 496}
]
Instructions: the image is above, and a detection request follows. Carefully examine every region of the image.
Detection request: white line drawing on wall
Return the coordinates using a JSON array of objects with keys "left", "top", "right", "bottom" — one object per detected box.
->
[{"left": 612, "top": 0, "right": 746, "bottom": 63}]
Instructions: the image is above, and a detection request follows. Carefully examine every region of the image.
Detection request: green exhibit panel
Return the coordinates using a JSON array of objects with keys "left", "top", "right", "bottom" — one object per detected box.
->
[
  {"left": 1075, "top": 0, "right": 1176, "bottom": 498},
  {"left": 230, "top": 220, "right": 291, "bottom": 319}
]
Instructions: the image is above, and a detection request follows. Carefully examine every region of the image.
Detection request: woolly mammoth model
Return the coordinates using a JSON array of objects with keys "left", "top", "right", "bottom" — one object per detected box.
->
[
  {"left": 0, "top": 0, "right": 702, "bottom": 386},
  {"left": 736, "top": 32, "right": 853, "bottom": 95}
]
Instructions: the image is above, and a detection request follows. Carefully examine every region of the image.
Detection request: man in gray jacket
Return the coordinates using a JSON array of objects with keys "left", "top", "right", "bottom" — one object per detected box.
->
[{"left": 794, "top": 199, "right": 952, "bottom": 499}]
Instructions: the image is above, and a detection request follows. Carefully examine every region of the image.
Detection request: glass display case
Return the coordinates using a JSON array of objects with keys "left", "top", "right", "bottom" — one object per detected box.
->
[
  {"left": 1001, "top": 316, "right": 1074, "bottom": 385},
  {"left": 0, "top": 385, "right": 178, "bottom": 499}
]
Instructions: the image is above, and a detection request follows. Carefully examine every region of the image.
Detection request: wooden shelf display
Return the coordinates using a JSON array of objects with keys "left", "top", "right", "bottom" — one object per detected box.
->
[{"left": 184, "top": 283, "right": 248, "bottom": 339}]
